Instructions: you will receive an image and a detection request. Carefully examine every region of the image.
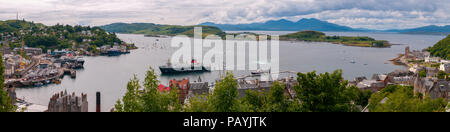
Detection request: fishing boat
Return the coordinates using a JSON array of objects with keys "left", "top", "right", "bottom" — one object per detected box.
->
[
  {"left": 76, "top": 57, "right": 85, "bottom": 65},
  {"left": 34, "top": 82, "right": 44, "bottom": 87}
]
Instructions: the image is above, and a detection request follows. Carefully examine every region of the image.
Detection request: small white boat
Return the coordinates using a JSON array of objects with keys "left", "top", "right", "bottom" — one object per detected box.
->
[{"left": 251, "top": 69, "right": 267, "bottom": 76}]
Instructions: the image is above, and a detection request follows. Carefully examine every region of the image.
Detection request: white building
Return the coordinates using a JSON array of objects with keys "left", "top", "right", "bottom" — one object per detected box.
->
[
  {"left": 441, "top": 63, "right": 450, "bottom": 73},
  {"left": 409, "top": 64, "right": 423, "bottom": 73},
  {"left": 425, "top": 56, "right": 441, "bottom": 63}
]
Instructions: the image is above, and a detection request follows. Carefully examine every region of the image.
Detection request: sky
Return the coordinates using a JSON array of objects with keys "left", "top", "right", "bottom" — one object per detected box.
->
[{"left": 0, "top": 0, "right": 449, "bottom": 30}]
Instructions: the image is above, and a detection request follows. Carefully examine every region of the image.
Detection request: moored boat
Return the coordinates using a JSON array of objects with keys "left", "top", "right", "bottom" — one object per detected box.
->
[{"left": 159, "top": 59, "right": 210, "bottom": 75}]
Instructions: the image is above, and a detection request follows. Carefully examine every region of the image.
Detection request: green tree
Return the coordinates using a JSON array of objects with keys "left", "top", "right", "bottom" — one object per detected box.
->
[
  {"left": 114, "top": 67, "right": 180, "bottom": 112},
  {"left": 368, "top": 85, "right": 447, "bottom": 112},
  {"left": 184, "top": 72, "right": 252, "bottom": 112},
  {"left": 241, "top": 90, "right": 267, "bottom": 112},
  {"left": 209, "top": 72, "right": 240, "bottom": 112},
  {"left": 294, "top": 70, "right": 359, "bottom": 112},
  {"left": 240, "top": 81, "right": 301, "bottom": 112},
  {"left": 437, "top": 71, "right": 448, "bottom": 80},
  {"left": 344, "top": 86, "right": 373, "bottom": 107},
  {"left": 429, "top": 35, "right": 450, "bottom": 60},
  {"left": 184, "top": 95, "right": 212, "bottom": 112},
  {"left": 114, "top": 75, "right": 143, "bottom": 112},
  {"left": 266, "top": 81, "right": 300, "bottom": 112},
  {"left": 419, "top": 70, "right": 427, "bottom": 78}
]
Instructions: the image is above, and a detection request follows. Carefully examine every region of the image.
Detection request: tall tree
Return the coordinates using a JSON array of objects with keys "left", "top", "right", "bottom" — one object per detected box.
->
[
  {"left": 114, "top": 67, "right": 180, "bottom": 112},
  {"left": 294, "top": 70, "right": 359, "bottom": 112},
  {"left": 209, "top": 72, "right": 240, "bottom": 112},
  {"left": 115, "top": 75, "right": 143, "bottom": 112},
  {"left": 266, "top": 81, "right": 300, "bottom": 112},
  {"left": 368, "top": 85, "right": 447, "bottom": 112}
]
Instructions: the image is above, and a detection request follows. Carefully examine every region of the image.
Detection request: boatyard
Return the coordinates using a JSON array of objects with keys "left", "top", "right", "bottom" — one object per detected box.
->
[{"left": 4, "top": 51, "right": 82, "bottom": 88}]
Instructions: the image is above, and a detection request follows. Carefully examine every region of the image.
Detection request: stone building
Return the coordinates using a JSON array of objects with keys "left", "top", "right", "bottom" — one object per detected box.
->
[
  {"left": 236, "top": 77, "right": 298, "bottom": 99},
  {"left": 441, "top": 63, "right": 450, "bottom": 73},
  {"left": 1, "top": 46, "right": 11, "bottom": 55},
  {"left": 2, "top": 85, "right": 16, "bottom": 104},
  {"left": 47, "top": 91, "right": 88, "bottom": 112},
  {"left": 14, "top": 47, "right": 43, "bottom": 55},
  {"left": 414, "top": 77, "right": 450, "bottom": 100},
  {"left": 169, "top": 78, "right": 190, "bottom": 104},
  {"left": 387, "top": 70, "right": 415, "bottom": 86},
  {"left": 189, "top": 82, "right": 209, "bottom": 95},
  {"left": 237, "top": 79, "right": 272, "bottom": 98},
  {"left": 184, "top": 82, "right": 210, "bottom": 103}
]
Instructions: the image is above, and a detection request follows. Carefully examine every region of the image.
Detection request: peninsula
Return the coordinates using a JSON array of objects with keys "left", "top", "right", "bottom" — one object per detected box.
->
[
  {"left": 99, "top": 23, "right": 226, "bottom": 38},
  {"left": 279, "top": 31, "right": 391, "bottom": 48}
]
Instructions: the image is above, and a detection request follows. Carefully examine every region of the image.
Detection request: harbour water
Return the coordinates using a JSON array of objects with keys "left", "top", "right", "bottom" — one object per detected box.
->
[{"left": 15, "top": 32, "right": 447, "bottom": 112}]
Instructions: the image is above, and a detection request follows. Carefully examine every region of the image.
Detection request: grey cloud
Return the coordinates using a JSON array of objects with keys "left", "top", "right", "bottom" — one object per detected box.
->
[{"left": 0, "top": 0, "right": 448, "bottom": 29}]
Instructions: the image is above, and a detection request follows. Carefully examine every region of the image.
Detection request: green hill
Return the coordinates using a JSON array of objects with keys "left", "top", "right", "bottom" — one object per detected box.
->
[
  {"left": 280, "top": 31, "right": 390, "bottom": 47},
  {"left": 429, "top": 35, "right": 450, "bottom": 60},
  {"left": 99, "top": 23, "right": 226, "bottom": 38},
  {"left": 0, "top": 20, "right": 122, "bottom": 52},
  {"left": 0, "top": 20, "right": 45, "bottom": 32}
]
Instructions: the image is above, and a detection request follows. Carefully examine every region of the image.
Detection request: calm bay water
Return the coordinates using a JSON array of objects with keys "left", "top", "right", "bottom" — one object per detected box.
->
[{"left": 15, "top": 32, "right": 446, "bottom": 112}]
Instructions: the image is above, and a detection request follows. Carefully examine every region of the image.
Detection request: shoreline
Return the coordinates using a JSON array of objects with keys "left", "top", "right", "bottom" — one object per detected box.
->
[
  {"left": 389, "top": 54, "right": 409, "bottom": 67},
  {"left": 282, "top": 39, "right": 394, "bottom": 48}
]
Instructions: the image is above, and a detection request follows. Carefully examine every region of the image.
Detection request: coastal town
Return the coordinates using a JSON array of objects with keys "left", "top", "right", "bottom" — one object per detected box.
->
[
  {"left": 5, "top": 44, "right": 449, "bottom": 112},
  {"left": 0, "top": 19, "right": 449, "bottom": 112},
  {"left": 0, "top": 20, "right": 136, "bottom": 112},
  {"left": 1, "top": 21, "right": 450, "bottom": 112}
]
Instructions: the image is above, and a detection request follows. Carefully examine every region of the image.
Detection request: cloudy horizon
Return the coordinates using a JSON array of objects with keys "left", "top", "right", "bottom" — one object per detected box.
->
[{"left": 0, "top": 0, "right": 449, "bottom": 30}]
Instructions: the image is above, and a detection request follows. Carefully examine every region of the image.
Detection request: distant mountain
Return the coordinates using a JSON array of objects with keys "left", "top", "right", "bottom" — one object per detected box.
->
[
  {"left": 99, "top": 23, "right": 226, "bottom": 37},
  {"left": 201, "top": 18, "right": 450, "bottom": 35},
  {"left": 200, "top": 18, "right": 358, "bottom": 31},
  {"left": 100, "top": 19, "right": 450, "bottom": 36},
  {"left": 385, "top": 25, "right": 450, "bottom": 35}
]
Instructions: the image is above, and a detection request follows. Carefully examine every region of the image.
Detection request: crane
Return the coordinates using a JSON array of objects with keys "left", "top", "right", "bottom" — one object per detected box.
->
[{"left": 19, "top": 39, "right": 25, "bottom": 70}]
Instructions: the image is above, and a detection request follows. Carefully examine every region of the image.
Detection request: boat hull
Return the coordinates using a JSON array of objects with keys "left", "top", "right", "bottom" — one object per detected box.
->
[{"left": 159, "top": 66, "right": 210, "bottom": 75}]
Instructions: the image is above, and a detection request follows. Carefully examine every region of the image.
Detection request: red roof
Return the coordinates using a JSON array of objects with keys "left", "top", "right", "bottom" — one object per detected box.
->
[{"left": 158, "top": 84, "right": 170, "bottom": 92}]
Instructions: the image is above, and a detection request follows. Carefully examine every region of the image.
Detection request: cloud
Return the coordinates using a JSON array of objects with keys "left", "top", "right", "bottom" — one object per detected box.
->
[{"left": 0, "top": 0, "right": 448, "bottom": 29}]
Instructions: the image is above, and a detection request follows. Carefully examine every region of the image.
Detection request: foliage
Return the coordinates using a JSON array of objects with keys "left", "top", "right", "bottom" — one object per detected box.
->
[
  {"left": 100, "top": 23, "right": 226, "bottom": 38},
  {"left": 0, "top": 20, "right": 45, "bottom": 33},
  {"left": 114, "top": 68, "right": 180, "bottom": 112},
  {"left": 184, "top": 95, "right": 212, "bottom": 112},
  {"left": 344, "top": 86, "right": 374, "bottom": 107},
  {"left": 437, "top": 71, "right": 448, "bottom": 80},
  {"left": 209, "top": 72, "right": 241, "bottom": 112},
  {"left": 0, "top": 20, "right": 122, "bottom": 51},
  {"left": 0, "top": 52, "right": 15, "bottom": 112},
  {"left": 115, "top": 68, "right": 446, "bottom": 112},
  {"left": 368, "top": 85, "right": 447, "bottom": 112},
  {"left": 419, "top": 70, "right": 427, "bottom": 78},
  {"left": 294, "top": 70, "right": 361, "bottom": 112},
  {"left": 280, "top": 31, "right": 390, "bottom": 47},
  {"left": 240, "top": 81, "right": 301, "bottom": 112},
  {"left": 429, "top": 35, "right": 450, "bottom": 60}
]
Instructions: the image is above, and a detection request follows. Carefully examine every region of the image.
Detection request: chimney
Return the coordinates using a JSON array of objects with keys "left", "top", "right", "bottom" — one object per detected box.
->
[
  {"left": 75, "top": 96, "right": 79, "bottom": 106},
  {"left": 256, "top": 79, "right": 260, "bottom": 88},
  {"left": 96, "top": 92, "right": 101, "bottom": 112}
]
